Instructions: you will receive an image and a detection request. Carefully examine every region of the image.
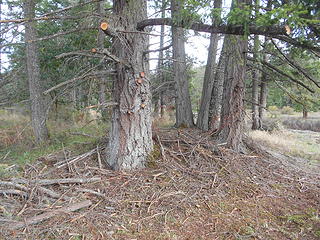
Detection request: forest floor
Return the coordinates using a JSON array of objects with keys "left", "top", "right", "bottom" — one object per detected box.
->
[{"left": 0, "top": 125, "right": 320, "bottom": 239}]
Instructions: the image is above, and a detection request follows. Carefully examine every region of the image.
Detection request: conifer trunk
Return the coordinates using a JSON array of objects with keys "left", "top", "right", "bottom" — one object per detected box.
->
[
  {"left": 24, "top": 0, "right": 49, "bottom": 144},
  {"left": 107, "top": 0, "right": 152, "bottom": 170},
  {"left": 252, "top": 34, "right": 260, "bottom": 130},
  {"left": 197, "top": 0, "right": 222, "bottom": 131},
  {"left": 209, "top": 36, "right": 227, "bottom": 130},
  {"left": 218, "top": 34, "right": 248, "bottom": 151}
]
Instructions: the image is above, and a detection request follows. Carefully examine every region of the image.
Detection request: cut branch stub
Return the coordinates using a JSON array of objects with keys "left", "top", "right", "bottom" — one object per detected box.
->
[
  {"left": 136, "top": 78, "right": 143, "bottom": 84},
  {"left": 91, "top": 48, "right": 97, "bottom": 53},
  {"left": 140, "top": 72, "right": 145, "bottom": 78},
  {"left": 100, "top": 22, "right": 109, "bottom": 31},
  {"left": 140, "top": 103, "right": 146, "bottom": 109}
]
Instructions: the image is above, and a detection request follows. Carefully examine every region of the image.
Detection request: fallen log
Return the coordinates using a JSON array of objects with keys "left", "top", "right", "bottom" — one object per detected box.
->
[{"left": 7, "top": 200, "right": 92, "bottom": 230}]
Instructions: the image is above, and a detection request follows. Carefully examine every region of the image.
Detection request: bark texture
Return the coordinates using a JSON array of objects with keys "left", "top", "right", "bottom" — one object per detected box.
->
[
  {"left": 218, "top": 34, "right": 248, "bottom": 152},
  {"left": 196, "top": 0, "right": 222, "bottom": 131},
  {"left": 171, "top": 0, "right": 194, "bottom": 127},
  {"left": 24, "top": 0, "right": 49, "bottom": 143},
  {"left": 107, "top": 0, "right": 152, "bottom": 170}
]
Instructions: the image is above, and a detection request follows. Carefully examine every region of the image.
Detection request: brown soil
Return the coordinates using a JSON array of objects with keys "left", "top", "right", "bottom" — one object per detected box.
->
[{"left": 1, "top": 128, "right": 320, "bottom": 240}]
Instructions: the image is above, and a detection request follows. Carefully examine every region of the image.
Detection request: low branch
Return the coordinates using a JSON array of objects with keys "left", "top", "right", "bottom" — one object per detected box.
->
[
  {"left": 275, "top": 35, "right": 320, "bottom": 54},
  {"left": 7, "top": 200, "right": 92, "bottom": 230},
  {"left": 0, "top": 15, "right": 79, "bottom": 24},
  {"left": 271, "top": 39, "right": 320, "bottom": 88},
  {"left": 93, "top": 48, "right": 130, "bottom": 67},
  {"left": 85, "top": 102, "right": 118, "bottom": 109},
  {"left": 274, "top": 81, "right": 307, "bottom": 107},
  {"left": 247, "top": 57, "right": 315, "bottom": 93},
  {"left": 43, "top": 0, "right": 102, "bottom": 17},
  {"left": 43, "top": 69, "right": 115, "bottom": 95},
  {"left": 31, "top": 27, "right": 96, "bottom": 43},
  {"left": 152, "top": 81, "right": 175, "bottom": 95},
  {"left": 56, "top": 50, "right": 103, "bottom": 59}
]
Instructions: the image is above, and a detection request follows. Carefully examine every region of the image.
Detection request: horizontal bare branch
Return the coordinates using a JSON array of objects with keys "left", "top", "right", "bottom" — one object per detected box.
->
[{"left": 144, "top": 44, "right": 172, "bottom": 55}]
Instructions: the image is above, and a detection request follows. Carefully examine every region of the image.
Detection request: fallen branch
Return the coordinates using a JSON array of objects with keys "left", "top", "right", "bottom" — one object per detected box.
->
[
  {"left": 0, "top": 189, "right": 28, "bottom": 198},
  {"left": 7, "top": 200, "right": 92, "bottom": 230},
  {"left": 54, "top": 149, "right": 97, "bottom": 168},
  {"left": 12, "top": 177, "right": 101, "bottom": 186},
  {"left": 0, "top": 181, "right": 28, "bottom": 191},
  {"left": 76, "top": 188, "right": 105, "bottom": 197}
]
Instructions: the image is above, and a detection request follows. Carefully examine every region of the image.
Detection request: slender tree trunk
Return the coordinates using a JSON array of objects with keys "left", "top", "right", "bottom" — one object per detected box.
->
[
  {"left": 171, "top": 0, "right": 194, "bottom": 127},
  {"left": 97, "top": 1, "right": 108, "bottom": 121},
  {"left": 251, "top": 34, "right": 260, "bottom": 130},
  {"left": 209, "top": 36, "right": 227, "bottom": 130},
  {"left": 158, "top": 0, "right": 167, "bottom": 118},
  {"left": 259, "top": 37, "right": 269, "bottom": 126},
  {"left": 252, "top": 0, "right": 260, "bottom": 130},
  {"left": 303, "top": 108, "right": 308, "bottom": 119},
  {"left": 107, "top": 0, "right": 152, "bottom": 170},
  {"left": 218, "top": 34, "right": 248, "bottom": 151},
  {"left": 24, "top": 0, "right": 49, "bottom": 144},
  {"left": 197, "top": 0, "right": 222, "bottom": 131},
  {"left": 154, "top": 0, "right": 167, "bottom": 118}
]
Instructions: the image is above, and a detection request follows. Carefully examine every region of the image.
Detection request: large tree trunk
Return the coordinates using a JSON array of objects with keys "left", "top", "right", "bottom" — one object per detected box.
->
[
  {"left": 196, "top": 0, "right": 222, "bottom": 131},
  {"left": 218, "top": 33, "right": 248, "bottom": 152},
  {"left": 97, "top": 1, "right": 108, "bottom": 121},
  {"left": 208, "top": 36, "right": 227, "bottom": 131},
  {"left": 171, "top": 0, "right": 194, "bottom": 127},
  {"left": 107, "top": 0, "right": 152, "bottom": 170},
  {"left": 251, "top": 34, "right": 260, "bottom": 130},
  {"left": 24, "top": 0, "right": 49, "bottom": 144}
]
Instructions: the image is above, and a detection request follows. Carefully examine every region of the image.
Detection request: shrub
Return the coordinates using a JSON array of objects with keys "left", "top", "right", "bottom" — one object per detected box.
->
[
  {"left": 281, "top": 106, "right": 295, "bottom": 115},
  {"left": 268, "top": 105, "right": 279, "bottom": 112}
]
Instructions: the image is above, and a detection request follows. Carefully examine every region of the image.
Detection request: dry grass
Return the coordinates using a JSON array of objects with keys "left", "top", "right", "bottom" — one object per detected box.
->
[{"left": 249, "top": 130, "right": 320, "bottom": 162}]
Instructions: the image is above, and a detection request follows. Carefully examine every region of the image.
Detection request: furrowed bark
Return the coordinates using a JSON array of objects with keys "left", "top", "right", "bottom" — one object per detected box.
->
[{"left": 105, "top": 0, "right": 152, "bottom": 170}]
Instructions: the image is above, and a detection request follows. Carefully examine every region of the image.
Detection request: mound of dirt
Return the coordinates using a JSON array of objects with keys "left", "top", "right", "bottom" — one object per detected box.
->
[{"left": 1, "top": 128, "right": 320, "bottom": 239}]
